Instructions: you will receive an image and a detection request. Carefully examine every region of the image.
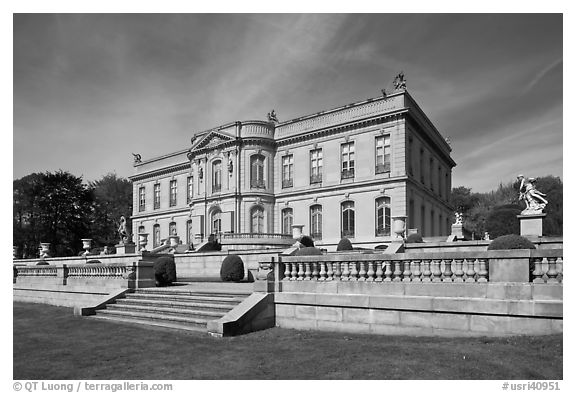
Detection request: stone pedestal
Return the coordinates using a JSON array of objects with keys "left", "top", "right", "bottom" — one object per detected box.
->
[
  {"left": 116, "top": 242, "right": 136, "bottom": 255},
  {"left": 517, "top": 213, "right": 545, "bottom": 237},
  {"left": 292, "top": 224, "right": 304, "bottom": 239}
]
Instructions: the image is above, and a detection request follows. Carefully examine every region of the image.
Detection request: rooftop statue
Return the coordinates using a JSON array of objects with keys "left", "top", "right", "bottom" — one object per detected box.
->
[
  {"left": 393, "top": 72, "right": 407, "bottom": 91},
  {"left": 132, "top": 153, "right": 142, "bottom": 163},
  {"left": 267, "top": 109, "right": 279, "bottom": 123},
  {"left": 517, "top": 175, "right": 548, "bottom": 215}
]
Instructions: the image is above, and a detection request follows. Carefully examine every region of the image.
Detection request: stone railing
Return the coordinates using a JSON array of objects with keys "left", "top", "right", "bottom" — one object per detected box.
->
[
  {"left": 259, "top": 249, "right": 563, "bottom": 284},
  {"left": 67, "top": 264, "right": 135, "bottom": 279},
  {"left": 15, "top": 265, "right": 58, "bottom": 277},
  {"left": 219, "top": 233, "right": 293, "bottom": 240}
]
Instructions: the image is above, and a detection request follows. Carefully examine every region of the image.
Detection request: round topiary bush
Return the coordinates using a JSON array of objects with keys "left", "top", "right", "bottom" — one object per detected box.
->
[
  {"left": 299, "top": 235, "right": 315, "bottom": 248},
  {"left": 336, "top": 238, "right": 353, "bottom": 251},
  {"left": 487, "top": 234, "right": 536, "bottom": 250},
  {"left": 295, "top": 247, "right": 323, "bottom": 256},
  {"left": 36, "top": 261, "right": 49, "bottom": 265},
  {"left": 220, "top": 255, "right": 245, "bottom": 282},
  {"left": 153, "top": 257, "right": 177, "bottom": 286},
  {"left": 406, "top": 233, "right": 424, "bottom": 243}
]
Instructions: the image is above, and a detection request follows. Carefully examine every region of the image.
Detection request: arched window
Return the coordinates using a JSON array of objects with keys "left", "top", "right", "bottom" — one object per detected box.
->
[
  {"left": 212, "top": 160, "right": 222, "bottom": 192},
  {"left": 375, "top": 197, "right": 391, "bottom": 236},
  {"left": 341, "top": 201, "right": 355, "bottom": 238},
  {"left": 250, "top": 154, "right": 265, "bottom": 188},
  {"left": 310, "top": 205, "right": 322, "bottom": 240},
  {"left": 251, "top": 206, "right": 264, "bottom": 234},
  {"left": 211, "top": 209, "right": 222, "bottom": 234},
  {"left": 281, "top": 208, "right": 293, "bottom": 235},
  {"left": 153, "top": 224, "right": 161, "bottom": 248}
]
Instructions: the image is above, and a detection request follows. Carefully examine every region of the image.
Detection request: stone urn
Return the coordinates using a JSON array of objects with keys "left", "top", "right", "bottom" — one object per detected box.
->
[
  {"left": 138, "top": 233, "right": 149, "bottom": 252},
  {"left": 81, "top": 239, "right": 92, "bottom": 255},
  {"left": 169, "top": 235, "right": 180, "bottom": 248},
  {"left": 391, "top": 216, "right": 407, "bottom": 241},
  {"left": 39, "top": 242, "right": 51, "bottom": 258}
]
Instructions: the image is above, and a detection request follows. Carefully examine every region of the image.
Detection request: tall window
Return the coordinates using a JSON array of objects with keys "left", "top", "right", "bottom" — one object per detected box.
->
[
  {"left": 375, "top": 197, "right": 391, "bottom": 236},
  {"left": 187, "top": 176, "right": 194, "bottom": 203},
  {"left": 310, "top": 149, "right": 323, "bottom": 184},
  {"left": 375, "top": 135, "right": 391, "bottom": 173},
  {"left": 439, "top": 213, "right": 443, "bottom": 236},
  {"left": 282, "top": 155, "right": 294, "bottom": 188},
  {"left": 438, "top": 166, "right": 442, "bottom": 197},
  {"left": 169, "top": 180, "right": 177, "bottom": 206},
  {"left": 420, "top": 205, "right": 426, "bottom": 237},
  {"left": 212, "top": 160, "right": 222, "bottom": 192},
  {"left": 341, "top": 201, "right": 355, "bottom": 238},
  {"left": 153, "top": 183, "right": 160, "bottom": 209},
  {"left": 341, "top": 142, "right": 355, "bottom": 179},
  {"left": 419, "top": 149, "right": 425, "bottom": 183},
  {"left": 212, "top": 209, "right": 221, "bottom": 234},
  {"left": 281, "top": 208, "right": 293, "bottom": 235},
  {"left": 250, "top": 155, "right": 265, "bottom": 188},
  {"left": 153, "top": 224, "right": 160, "bottom": 248},
  {"left": 409, "top": 199, "right": 415, "bottom": 229},
  {"left": 138, "top": 187, "right": 146, "bottom": 212},
  {"left": 431, "top": 209, "right": 436, "bottom": 236},
  {"left": 408, "top": 137, "right": 414, "bottom": 176},
  {"left": 310, "top": 205, "right": 322, "bottom": 240},
  {"left": 429, "top": 158, "right": 434, "bottom": 191},
  {"left": 251, "top": 206, "right": 264, "bottom": 234}
]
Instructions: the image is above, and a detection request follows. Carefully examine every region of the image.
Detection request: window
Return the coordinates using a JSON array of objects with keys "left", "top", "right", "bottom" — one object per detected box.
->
[
  {"left": 409, "top": 199, "right": 415, "bottom": 229},
  {"left": 212, "top": 160, "right": 222, "bottom": 192},
  {"left": 408, "top": 137, "right": 414, "bottom": 176},
  {"left": 341, "top": 201, "right": 355, "bottom": 238},
  {"left": 251, "top": 206, "right": 264, "bottom": 234},
  {"left": 250, "top": 155, "right": 265, "bottom": 188},
  {"left": 169, "top": 180, "right": 177, "bottom": 207},
  {"left": 419, "top": 149, "right": 425, "bottom": 183},
  {"left": 212, "top": 209, "right": 221, "bottom": 234},
  {"left": 310, "top": 205, "right": 322, "bottom": 240},
  {"left": 445, "top": 173, "right": 450, "bottom": 200},
  {"left": 153, "top": 224, "right": 160, "bottom": 248},
  {"left": 439, "top": 213, "right": 443, "bottom": 236},
  {"left": 438, "top": 166, "right": 442, "bottom": 197},
  {"left": 138, "top": 187, "right": 146, "bottom": 212},
  {"left": 282, "top": 155, "right": 294, "bottom": 188},
  {"left": 431, "top": 209, "right": 435, "bottom": 236},
  {"left": 310, "top": 149, "right": 323, "bottom": 183},
  {"left": 187, "top": 176, "right": 194, "bottom": 203},
  {"left": 281, "top": 208, "right": 293, "bottom": 235},
  {"left": 169, "top": 222, "right": 177, "bottom": 237},
  {"left": 375, "top": 197, "right": 391, "bottom": 236},
  {"left": 420, "top": 205, "right": 426, "bottom": 237},
  {"left": 375, "top": 135, "right": 391, "bottom": 173},
  {"left": 341, "top": 142, "right": 355, "bottom": 179},
  {"left": 429, "top": 158, "right": 434, "bottom": 191},
  {"left": 153, "top": 184, "right": 160, "bottom": 209}
]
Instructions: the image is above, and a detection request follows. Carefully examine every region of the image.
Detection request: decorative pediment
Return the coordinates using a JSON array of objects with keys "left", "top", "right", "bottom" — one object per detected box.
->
[{"left": 191, "top": 131, "right": 235, "bottom": 152}]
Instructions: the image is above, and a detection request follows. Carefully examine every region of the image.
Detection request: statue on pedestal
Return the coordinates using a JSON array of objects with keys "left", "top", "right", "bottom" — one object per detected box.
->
[
  {"left": 267, "top": 110, "right": 279, "bottom": 123},
  {"left": 517, "top": 175, "right": 548, "bottom": 215},
  {"left": 454, "top": 212, "right": 463, "bottom": 225},
  {"left": 118, "top": 216, "right": 129, "bottom": 244},
  {"left": 393, "top": 72, "right": 407, "bottom": 90}
]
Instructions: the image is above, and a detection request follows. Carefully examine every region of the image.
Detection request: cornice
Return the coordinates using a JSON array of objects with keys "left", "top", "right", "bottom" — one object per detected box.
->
[{"left": 129, "top": 162, "right": 191, "bottom": 182}]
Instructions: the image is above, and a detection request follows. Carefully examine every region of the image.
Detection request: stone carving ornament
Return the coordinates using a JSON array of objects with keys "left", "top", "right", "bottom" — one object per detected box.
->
[{"left": 517, "top": 175, "right": 548, "bottom": 215}]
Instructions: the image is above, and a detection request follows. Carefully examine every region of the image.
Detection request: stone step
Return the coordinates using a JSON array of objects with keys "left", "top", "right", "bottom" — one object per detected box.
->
[
  {"left": 96, "top": 308, "right": 212, "bottom": 328},
  {"left": 89, "top": 314, "right": 207, "bottom": 333},
  {"left": 116, "top": 298, "right": 238, "bottom": 312},
  {"left": 135, "top": 287, "right": 253, "bottom": 297},
  {"left": 106, "top": 303, "right": 227, "bottom": 318},
  {"left": 124, "top": 293, "right": 246, "bottom": 304}
]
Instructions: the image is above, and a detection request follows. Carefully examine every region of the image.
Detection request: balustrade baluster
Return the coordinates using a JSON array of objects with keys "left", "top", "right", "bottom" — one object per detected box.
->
[
  {"left": 464, "top": 258, "right": 476, "bottom": 283},
  {"left": 375, "top": 261, "right": 383, "bottom": 282},
  {"left": 311, "top": 262, "right": 319, "bottom": 280},
  {"left": 411, "top": 260, "right": 422, "bottom": 282},
  {"left": 297, "top": 262, "right": 305, "bottom": 280},
  {"left": 366, "top": 261, "right": 375, "bottom": 282},
  {"left": 326, "top": 262, "right": 333, "bottom": 280},
  {"left": 334, "top": 262, "right": 342, "bottom": 281},
  {"left": 304, "top": 262, "right": 312, "bottom": 280},
  {"left": 477, "top": 258, "right": 488, "bottom": 282},
  {"left": 432, "top": 259, "right": 442, "bottom": 282},
  {"left": 442, "top": 259, "right": 453, "bottom": 282},
  {"left": 349, "top": 262, "right": 358, "bottom": 281},
  {"left": 283, "top": 262, "right": 291, "bottom": 281},
  {"left": 421, "top": 259, "right": 431, "bottom": 282},
  {"left": 392, "top": 260, "right": 402, "bottom": 282},
  {"left": 341, "top": 262, "right": 350, "bottom": 281},
  {"left": 557, "top": 257, "right": 563, "bottom": 282},
  {"left": 291, "top": 262, "right": 298, "bottom": 281},
  {"left": 531, "top": 258, "right": 544, "bottom": 283},
  {"left": 454, "top": 259, "right": 465, "bottom": 283},
  {"left": 318, "top": 262, "right": 326, "bottom": 281},
  {"left": 546, "top": 257, "right": 559, "bottom": 283},
  {"left": 358, "top": 261, "right": 367, "bottom": 281},
  {"left": 384, "top": 261, "right": 392, "bottom": 282},
  {"left": 402, "top": 260, "right": 412, "bottom": 282}
]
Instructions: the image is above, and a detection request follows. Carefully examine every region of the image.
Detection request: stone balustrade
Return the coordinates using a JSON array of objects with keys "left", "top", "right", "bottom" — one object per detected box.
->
[
  {"left": 15, "top": 265, "right": 58, "bottom": 277},
  {"left": 259, "top": 249, "right": 563, "bottom": 284},
  {"left": 67, "top": 264, "right": 134, "bottom": 279}
]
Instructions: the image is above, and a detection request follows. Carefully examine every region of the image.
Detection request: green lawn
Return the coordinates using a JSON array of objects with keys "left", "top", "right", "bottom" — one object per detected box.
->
[{"left": 13, "top": 302, "right": 562, "bottom": 380}]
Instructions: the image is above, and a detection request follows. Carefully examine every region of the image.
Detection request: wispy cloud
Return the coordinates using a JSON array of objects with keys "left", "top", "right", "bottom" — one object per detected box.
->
[{"left": 522, "top": 57, "right": 563, "bottom": 95}]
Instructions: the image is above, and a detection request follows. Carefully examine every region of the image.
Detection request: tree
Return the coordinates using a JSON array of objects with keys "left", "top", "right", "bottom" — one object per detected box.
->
[
  {"left": 89, "top": 173, "right": 133, "bottom": 247},
  {"left": 485, "top": 204, "right": 523, "bottom": 238}
]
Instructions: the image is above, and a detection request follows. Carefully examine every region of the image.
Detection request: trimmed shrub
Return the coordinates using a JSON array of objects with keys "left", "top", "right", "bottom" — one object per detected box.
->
[
  {"left": 153, "top": 257, "right": 177, "bottom": 286},
  {"left": 36, "top": 261, "right": 49, "bottom": 265},
  {"left": 299, "top": 235, "right": 315, "bottom": 248},
  {"left": 86, "top": 260, "right": 102, "bottom": 264},
  {"left": 220, "top": 255, "right": 244, "bottom": 282},
  {"left": 406, "top": 233, "right": 424, "bottom": 243},
  {"left": 488, "top": 234, "right": 536, "bottom": 250},
  {"left": 201, "top": 236, "right": 222, "bottom": 252},
  {"left": 336, "top": 238, "right": 353, "bottom": 251},
  {"left": 295, "top": 247, "right": 323, "bottom": 256}
]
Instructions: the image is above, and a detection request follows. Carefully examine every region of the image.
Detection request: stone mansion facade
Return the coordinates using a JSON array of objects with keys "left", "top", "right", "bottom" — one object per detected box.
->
[{"left": 129, "top": 89, "right": 456, "bottom": 250}]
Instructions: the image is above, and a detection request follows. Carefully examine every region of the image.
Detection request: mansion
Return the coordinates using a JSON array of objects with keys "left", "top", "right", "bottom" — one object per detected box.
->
[{"left": 129, "top": 88, "right": 456, "bottom": 250}]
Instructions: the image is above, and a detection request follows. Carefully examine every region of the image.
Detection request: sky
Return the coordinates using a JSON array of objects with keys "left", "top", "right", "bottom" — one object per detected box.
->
[{"left": 13, "top": 13, "right": 563, "bottom": 192}]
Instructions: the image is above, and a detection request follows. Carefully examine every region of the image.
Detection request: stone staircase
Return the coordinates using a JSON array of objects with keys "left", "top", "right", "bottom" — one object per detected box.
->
[{"left": 90, "top": 284, "right": 252, "bottom": 333}]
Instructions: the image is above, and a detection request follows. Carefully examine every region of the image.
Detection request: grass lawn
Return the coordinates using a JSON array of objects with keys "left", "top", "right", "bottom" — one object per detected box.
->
[{"left": 13, "top": 302, "right": 562, "bottom": 380}]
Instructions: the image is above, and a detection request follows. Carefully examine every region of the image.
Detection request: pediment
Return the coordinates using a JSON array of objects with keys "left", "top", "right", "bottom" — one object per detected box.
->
[{"left": 191, "top": 130, "right": 235, "bottom": 152}]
